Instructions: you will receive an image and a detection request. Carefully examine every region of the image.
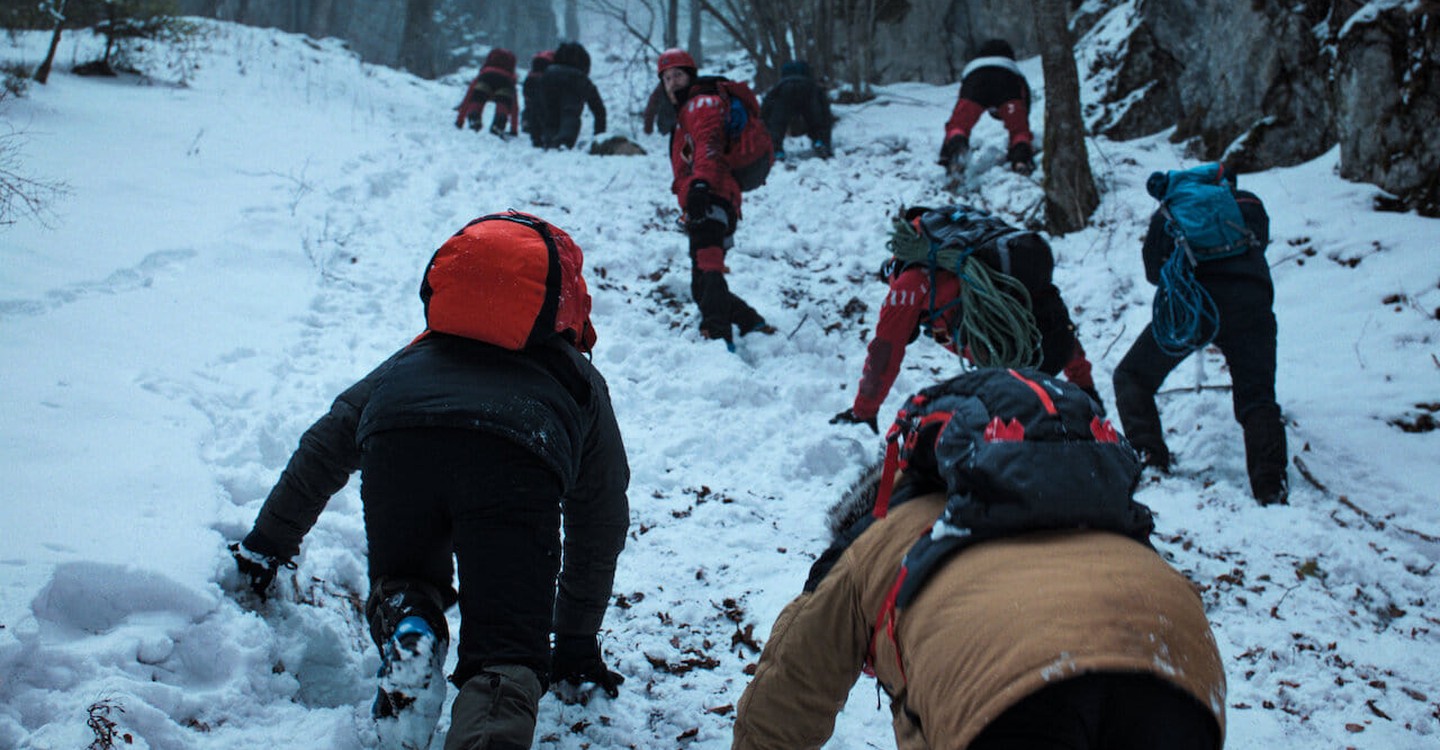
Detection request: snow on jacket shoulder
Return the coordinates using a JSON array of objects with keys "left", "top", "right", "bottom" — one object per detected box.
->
[
  {"left": 961, "top": 55, "right": 1022, "bottom": 80},
  {"left": 732, "top": 494, "right": 1225, "bottom": 750}
]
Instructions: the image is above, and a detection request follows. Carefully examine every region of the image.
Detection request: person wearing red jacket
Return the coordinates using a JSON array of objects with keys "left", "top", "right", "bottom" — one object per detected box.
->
[
  {"left": 455, "top": 48, "right": 519, "bottom": 137},
  {"left": 658, "top": 48, "right": 774, "bottom": 345},
  {"left": 831, "top": 206, "right": 1100, "bottom": 432}
]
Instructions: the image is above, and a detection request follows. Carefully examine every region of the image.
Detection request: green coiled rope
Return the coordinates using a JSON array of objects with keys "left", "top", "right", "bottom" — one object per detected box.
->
[{"left": 886, "top": 218, "right": 1043, "bottom": 370}]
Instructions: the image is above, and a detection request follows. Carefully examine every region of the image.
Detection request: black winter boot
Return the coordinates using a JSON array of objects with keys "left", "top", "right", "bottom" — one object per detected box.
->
[{"left": 1243, "top": 406, "right": 1289, "bottom": 506}]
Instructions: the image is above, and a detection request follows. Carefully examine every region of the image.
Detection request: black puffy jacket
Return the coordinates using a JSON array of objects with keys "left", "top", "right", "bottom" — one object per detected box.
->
[{"left": 247, "top": 333, "right": 630, "bottom": 570}]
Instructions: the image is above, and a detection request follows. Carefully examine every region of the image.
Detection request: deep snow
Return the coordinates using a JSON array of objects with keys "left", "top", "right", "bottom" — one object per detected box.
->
[{"left": 1, "top": 13, "right": 1438, "bottom": 750}]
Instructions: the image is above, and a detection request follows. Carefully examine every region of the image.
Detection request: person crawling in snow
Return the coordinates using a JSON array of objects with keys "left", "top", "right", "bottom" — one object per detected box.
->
[
  {"left": 521, "top": 49, "right": 555, "bottom": 147},
  {"left": 938, "top": 39, "right": 1035, "bottom": 176},
  {"left": 1112, "top": 170, "right": 1288, "bottom": 505},
  {"left": 832, "top": 205, "right": 1100, "bottom": 433},
  {"left": 537, "top": 41, "right": 606, "bottom": 149},
  {"left": 455, "top": 48, "right": 520, "bottom": 137},
  {"left": 229, "top": 211, "right": 629, "bottom": 750},
  {"left": 732, "top": 405, "right": 1226, "bottom": 750},
  {"left": 760, "top": 60, "right": 834, "bottom": 160}
]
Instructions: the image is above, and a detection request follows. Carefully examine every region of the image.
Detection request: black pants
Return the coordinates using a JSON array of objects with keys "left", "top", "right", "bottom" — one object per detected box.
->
[
  {"left": 763, "top": 97, "right": 830, "bottom": 149},
  {"left": 688, "top": 207, "right": 764, "bottom": 341},
  {"left": 361, "top": 428, "right": 563, "bottom": 687},
  {"left": 969, "top": 672, "right": 1220, "bottom": 750},
  {"left": 1113, "top": 279, "right": 1286, "bottom": 498}
]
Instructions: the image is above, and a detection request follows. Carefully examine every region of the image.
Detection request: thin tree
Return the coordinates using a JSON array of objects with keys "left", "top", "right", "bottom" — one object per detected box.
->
[
  {"left": 564, "top": 0, "right": 580, "bottom": 40},
  {"left": 398, "top": 0, "right": 438, "bottom": 78},
  {"left": 687, "top": 0, "right": 702, "bottom": 64},
  {"left": 1034, "top": 0, "right": 1098, "bottom": 234},
  {"left": 33, "top": 0, "right": 71, "bottom": 85},
  {"left": 664, "top": 0, "right": 678, "bottom": 48}
]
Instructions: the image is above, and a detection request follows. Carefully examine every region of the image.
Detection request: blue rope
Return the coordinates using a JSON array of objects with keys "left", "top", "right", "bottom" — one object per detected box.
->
[{"left": 1151, "top": 235, "right": 1220, "bottom": 357}]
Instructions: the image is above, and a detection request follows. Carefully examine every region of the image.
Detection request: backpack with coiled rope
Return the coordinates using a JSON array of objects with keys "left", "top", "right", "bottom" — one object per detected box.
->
[
  {"left": 884, "top": 205, "right": 1043, "bottom": 369},
  {"left": 1146, "top": 163, "right": 1262, "bottom": 356}
]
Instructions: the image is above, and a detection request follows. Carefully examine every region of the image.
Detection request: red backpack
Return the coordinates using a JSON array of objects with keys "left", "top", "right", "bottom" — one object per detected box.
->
[
  {"left": 418, "top": 211, "right": 596, "bottom": 352},
  {"left": 715, "top": 79, "right": 774, "bottom": 192}
]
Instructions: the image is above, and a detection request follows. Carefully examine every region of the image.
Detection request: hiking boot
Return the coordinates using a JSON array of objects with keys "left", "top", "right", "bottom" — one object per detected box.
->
[
  {"left": 774, "top": 149, "right": 786, "bottom": 161},
  {"left": 812, "top": 140, "right": 831, "bottom": 159},
  {"left": 374, "top": 615, "right": 448, "bottom": 750}
]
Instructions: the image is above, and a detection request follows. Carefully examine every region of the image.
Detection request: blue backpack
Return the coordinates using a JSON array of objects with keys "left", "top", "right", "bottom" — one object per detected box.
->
[
  {"left": 1147, "top": 163, "right": 1258, "bottom": 263},
  {"left": 1146, "top": 164, "right": 1261, "bottom": 355}
]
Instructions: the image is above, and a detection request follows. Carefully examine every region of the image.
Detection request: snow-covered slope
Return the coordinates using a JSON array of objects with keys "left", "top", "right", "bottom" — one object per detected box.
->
[{"left": 1, "top": 17, "right": 1437, "bottom": 750}]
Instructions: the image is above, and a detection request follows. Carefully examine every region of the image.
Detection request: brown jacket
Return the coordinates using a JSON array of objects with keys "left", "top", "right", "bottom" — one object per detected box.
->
[{"left": 731, "top": 494, "right": 1225, "bottom": 749}]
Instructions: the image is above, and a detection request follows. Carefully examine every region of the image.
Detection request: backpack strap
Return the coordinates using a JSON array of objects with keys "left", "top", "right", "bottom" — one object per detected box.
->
[{"left": 864, "top": 547, "right": 914, "bottom": 681}]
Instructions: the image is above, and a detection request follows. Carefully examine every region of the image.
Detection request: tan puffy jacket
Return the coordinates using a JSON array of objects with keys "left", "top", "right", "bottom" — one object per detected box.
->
[{"left": 731, "top": 493, "right": 1225, "bottom": 749}]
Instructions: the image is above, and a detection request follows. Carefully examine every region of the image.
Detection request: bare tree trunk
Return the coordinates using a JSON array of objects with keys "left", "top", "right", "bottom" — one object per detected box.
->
[
  {"left": 308, "top": 0, "right": 335, "bottom": 39},
  {"left": 688, "top": 0, "right": 702, "bottom": 63},
  {"left": 815, "top": 0, "right": 833, "bottom": 84},
  {"left": 565, "top": 0, "right": 580, "bottom": 40},
  {"left": 33, "top": 0, "right": 71, "bottom": 85},
  {"left": 664, "top": 0, "right": 679, "bottom": 48},
  {"left": 398, "top": 0, "right": 438, "bottom": 78},
  {"left": 1035, "top": 0, "right": 1098, "bottom": 234}
]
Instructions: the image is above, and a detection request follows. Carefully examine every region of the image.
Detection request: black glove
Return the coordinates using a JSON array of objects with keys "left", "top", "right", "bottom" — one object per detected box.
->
[
  {"left": 830, "top": 408, "right": 879, "bottom": 434},
  {"left": 229, "top": 536, "right": 290, "bottom": 600},
  {"left": 685, "top": 180, "right": 712, "bottom": 225},
  {"left": 938, "top": 135, "right": 966, "bottom": 166},
  {"left": 551, "top": 634, "right": 624, "bottom": 698}
]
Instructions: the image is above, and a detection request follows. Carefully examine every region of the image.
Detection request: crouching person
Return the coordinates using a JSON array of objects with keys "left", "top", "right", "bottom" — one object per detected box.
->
[
  {"left": 739, "top": 369, "right": 1225, "bottom": 750},
  {"left": 229, "top": 211, "right": 629, "bottom": 750}
]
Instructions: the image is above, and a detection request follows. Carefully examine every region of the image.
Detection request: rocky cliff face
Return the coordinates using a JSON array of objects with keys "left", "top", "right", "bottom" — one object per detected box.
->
[
  {"left": 1075, "top": 0, "right": 1437, "bottom": 213},
  {"left": 870, "top": 0, "right": 1041, "bottom": 84},
  {"left": 1334, "top": 4, "right": 1439, "bottom": 214}
]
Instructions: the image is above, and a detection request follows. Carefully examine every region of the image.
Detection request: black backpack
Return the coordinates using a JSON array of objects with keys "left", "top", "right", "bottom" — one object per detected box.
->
[
  {"left": 864, "top": 368, "right": 1155, "bottom": 675},
  {"left": 885, "top": 206, "right": 1043, "bottom": 369}
]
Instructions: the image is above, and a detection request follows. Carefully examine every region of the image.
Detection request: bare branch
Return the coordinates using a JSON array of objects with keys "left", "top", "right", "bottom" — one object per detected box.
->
[
  {"left": 0, "top": 123, "right": 68, "bottom": 228},
  {"left": 582, "top": 0, "right": 665, "bottom": 55}
]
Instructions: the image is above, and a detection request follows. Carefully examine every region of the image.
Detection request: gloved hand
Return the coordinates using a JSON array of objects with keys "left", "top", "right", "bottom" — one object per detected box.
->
[
  {"left": 685, "top": 180, "right": 712, "bottom": 225},
  {"left": 229, "top": 536, "right": 290, "bottom": 600},
  {"left": 830, "top": 408, "right": 878, "bottom": 434},
  {"left": 551, "top": 634, "right": 624, "bottom": 698},
  {"left": 938, "top": 135, "right": 967, "bottom": 166}
]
